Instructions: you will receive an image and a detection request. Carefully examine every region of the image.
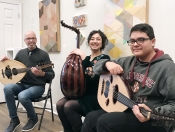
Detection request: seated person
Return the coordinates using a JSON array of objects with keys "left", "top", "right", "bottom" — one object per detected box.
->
[
  {"left": 1, "top": 31, "right": 55, "bottom": 132},
  {"left": 56, "top": 30, "right": 110, "bottom": 132},
  {"left": 81, "top": 23, "right": 175, "bottom": 132}
]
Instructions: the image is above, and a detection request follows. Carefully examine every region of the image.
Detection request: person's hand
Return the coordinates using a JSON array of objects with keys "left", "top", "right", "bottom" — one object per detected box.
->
[
  {"left": 132, "top": 104, "right": 152, "bottom": 122},
  {"left": 31, "top": 67, "right": 45, "bottom": 76},
  {"left": 69, "top": 48, "right": 86, "bottom": 60},
  {"left": 105, "top": 62, "right": 123, "bottom": 75},
  {"left": 0, "top": 56, "right": 10, "bottom": 61}
]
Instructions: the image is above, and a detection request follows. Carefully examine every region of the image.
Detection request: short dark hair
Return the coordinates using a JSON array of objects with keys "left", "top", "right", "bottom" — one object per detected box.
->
[
  {"left": 130, "top": 23, "right": 155, "bottom": 39},
  {"left": 87, "top": 30, "right": 108, "bottom": 51}
]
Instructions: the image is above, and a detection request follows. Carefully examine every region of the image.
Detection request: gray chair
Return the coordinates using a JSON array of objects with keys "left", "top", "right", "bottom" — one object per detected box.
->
[{"left": 15, "top": 80, "right": 54, "bottom": 130}]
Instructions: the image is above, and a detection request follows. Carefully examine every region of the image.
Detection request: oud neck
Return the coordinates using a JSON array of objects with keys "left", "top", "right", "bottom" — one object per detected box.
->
[
  {"left": 116, "top": 92, "right": 149, "bottom": 118},
  {"left": 77, "top": 34, "right": 80, "bottom": 49},
  {"left": 117, "top": 92, "right": 137, "bottom": 109},
  {"left": 17, "top": 67, "right": 30, "bottom": 73},
  {"left": 114, "top": 86, "right": 175, "bottom": 121}
]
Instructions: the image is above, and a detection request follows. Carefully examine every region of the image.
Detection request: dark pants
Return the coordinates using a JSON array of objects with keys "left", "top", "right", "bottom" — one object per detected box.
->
[
  {"left": 81, "top": 109, "right": 166, "bottom": 132},
  {"left": 56, "top": 97, "right": 85, "bottom": 132}
]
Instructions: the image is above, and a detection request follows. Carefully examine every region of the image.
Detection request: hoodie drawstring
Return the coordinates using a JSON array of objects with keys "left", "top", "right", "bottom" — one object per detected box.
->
[{"left": 130, "top": 48, "right": 164, "bottom": 88}]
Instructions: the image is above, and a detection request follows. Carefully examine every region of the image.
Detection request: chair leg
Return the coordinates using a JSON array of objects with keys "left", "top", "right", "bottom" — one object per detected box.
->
[
  {"left": 38, "top": 97, "right": 48, "bottom": 130},
  {"left": 50, "top": 93, "right": 54, "bottom": 121}
]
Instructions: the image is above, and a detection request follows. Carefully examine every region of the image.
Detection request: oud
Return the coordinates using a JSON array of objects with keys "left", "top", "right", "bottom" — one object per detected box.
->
[
  {"left": 0, "top": 60, "right": 54, "bottom": 85},
  {"left": 60, "top": 20, "right": 85, "bottom": 99},
  {"left": 98, "top": 73, "right": 175, "bottom": 122}
]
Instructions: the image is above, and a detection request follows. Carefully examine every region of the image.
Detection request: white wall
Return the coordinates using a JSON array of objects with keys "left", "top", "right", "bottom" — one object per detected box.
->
[
  {"left": 15, "top": 0, "right": 106, "bottom": 111},
  {"left": 149, "top": 0, "right": 175, "bottom": 61},
  {"left": 5, "top": 0, "right": 175, "bottom": 112}
]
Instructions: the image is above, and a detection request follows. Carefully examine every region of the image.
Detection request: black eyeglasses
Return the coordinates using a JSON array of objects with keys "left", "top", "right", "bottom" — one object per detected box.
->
[
  {"left": 127, "top": 38, "right": 150, "bottom": 46},
  {"left": 25, "top": 37, "right": 36, "bottom": 41}
]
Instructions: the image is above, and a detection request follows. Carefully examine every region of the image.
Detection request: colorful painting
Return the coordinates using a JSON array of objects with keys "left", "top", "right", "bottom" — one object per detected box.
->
[
  {"left": 73, "top": 14, "right": 87, "bottom": 28},
  {"left": 104, "top": 0, "right": 149, "bottom": 59},
  {"left": 39, "top": 0, "right": 60, "bottom": 52},
  {"left": 74, "top": 0, "right": 86, "bottom": 8}
]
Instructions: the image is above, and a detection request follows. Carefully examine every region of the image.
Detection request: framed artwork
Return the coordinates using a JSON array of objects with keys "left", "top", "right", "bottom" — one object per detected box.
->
[
  {"left": 104, "top": 0, "right": 149, "bottom": 59},
  {"left": 39, "top": 0, "right": 60, "bottom": 52},
  {"left": 74, "top": 0, "right": 86, "bottom": 8},
  {"left": 73, "top": 14, "right": 87, "bottom": 28}
]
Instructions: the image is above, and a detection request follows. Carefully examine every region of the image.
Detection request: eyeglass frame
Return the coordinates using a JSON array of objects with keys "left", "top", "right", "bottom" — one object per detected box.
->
[
  {"left": 25, "top": 37, "right": 37, "bottom": 41},
  {"left": 127, "top": 37, "right": 150, "bottom": 46}
]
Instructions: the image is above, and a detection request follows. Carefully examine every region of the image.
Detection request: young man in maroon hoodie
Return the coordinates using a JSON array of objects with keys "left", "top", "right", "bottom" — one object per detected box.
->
[{"left": 80, "top": 23, "right": 175, "bottom": 132}]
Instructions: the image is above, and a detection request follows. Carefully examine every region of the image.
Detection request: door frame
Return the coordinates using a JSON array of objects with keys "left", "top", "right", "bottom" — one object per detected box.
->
[
  {"left": 0, "top": 0, "right": 22, "bottom": 47},
  {"left": 0, "top": 0, "right": 22, "bottom": 103}
]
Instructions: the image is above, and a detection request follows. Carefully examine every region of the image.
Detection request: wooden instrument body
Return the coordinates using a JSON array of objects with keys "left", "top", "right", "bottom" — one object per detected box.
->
[
  {"left": 60, "top": 54, "right": 85, "bottom": 99},
  {"left": 0, "top": 60, "right": 26, "bottom": 85},
  {"left": 98, "top": 73, "right": 132, "bottom": 112},
  {"left": 0, "top": 60, "right": 54, "bottom": 85}
]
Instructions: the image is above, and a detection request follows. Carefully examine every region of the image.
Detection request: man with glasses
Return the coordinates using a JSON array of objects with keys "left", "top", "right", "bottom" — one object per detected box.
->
[
  {"left": 80, "top": 23, "right": 175, "bottom": 132},
  {"left": 1, "top": 31, "right": 55, "bottom": 132}
]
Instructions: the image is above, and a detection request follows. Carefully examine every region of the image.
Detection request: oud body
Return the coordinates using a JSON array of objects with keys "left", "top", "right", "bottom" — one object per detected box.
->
[
  {"left": 98, "top": 73, "right": 175, "bottom": 122},
  {"left": 98, "top": 73, "right": 131, "bottom": 112},
  {"left": 0, "top": 60, "right": 26, "bottom": 85},
  {"left": 60, "top": 54, "right": 85, "bottom": 99},
  {"left": 0, "top": 60, "right": 54, "bottom": 85}
]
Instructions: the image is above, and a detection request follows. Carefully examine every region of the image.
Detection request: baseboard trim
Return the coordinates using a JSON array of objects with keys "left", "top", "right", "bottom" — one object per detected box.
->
[
  {"left": 0, "top": 102, "right": 6, "bottom": 104},
  {"left": 33, "top": 101, "right": 57, "bottom": 115}
]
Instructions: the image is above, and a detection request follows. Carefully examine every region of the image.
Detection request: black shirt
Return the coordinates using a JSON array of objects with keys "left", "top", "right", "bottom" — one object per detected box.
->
[{"left": 14, "top": 47, "right": 55, "bottom": 85}]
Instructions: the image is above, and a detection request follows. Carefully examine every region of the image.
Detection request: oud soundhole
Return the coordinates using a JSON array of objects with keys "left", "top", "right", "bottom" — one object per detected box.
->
[
  {"left": 101, "top": 79, "right": 105, "bottom": 95},
  {"left": 12, "top": 68, "right": 18, "bottom": 75},
  {"left": 113, "top": 84, "right": 118, "bottom": 104},
  {"left": 105, "top": 98, "right": 109, "bottom": 106},
  {"left": 110, "top": 75, "right": 113, "bottom": 83},
  {"left": 104, "top": 80, "right": 110, "bottom": 98},
  {"left": 4, "top": 65, "right": 12, "bottom": 79}
]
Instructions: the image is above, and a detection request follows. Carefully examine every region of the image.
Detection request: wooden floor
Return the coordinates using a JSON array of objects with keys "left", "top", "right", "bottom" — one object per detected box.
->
[{"left": 0, "top": 103, "right": 63, "bottom": 132}]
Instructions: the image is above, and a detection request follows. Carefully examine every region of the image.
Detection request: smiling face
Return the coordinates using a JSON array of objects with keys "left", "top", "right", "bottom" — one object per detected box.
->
[
  {"left": 130, "top": 31, "right": 156, "bottom": 62},
  {"left": 24, "top": 31, "right": 37, "bottom": 50},
  {"left": 88, "top": 33, "right": 102, "bottom": 52}
]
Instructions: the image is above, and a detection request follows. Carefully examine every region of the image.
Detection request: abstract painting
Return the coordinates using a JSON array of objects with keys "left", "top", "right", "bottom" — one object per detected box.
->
[
  {"left": 104, "top": 0, "right": 149, "bottom": 59},
  {"left": 73, "top": 14, "right": 87, "bottom": 28},
  {"left": 74, "top": 0, "right": 86, "bottom": 8},
  {"left": 39, "top": 0, "right": 60, "bottom": 52}
]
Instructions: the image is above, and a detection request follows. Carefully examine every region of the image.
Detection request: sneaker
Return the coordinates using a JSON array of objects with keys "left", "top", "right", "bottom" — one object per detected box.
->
[
  {"left": 22, "top": 115, "right": 38, "bottom": 131},
  {"left": 5, "top": 117, "right": 20, "bottom": 132}
]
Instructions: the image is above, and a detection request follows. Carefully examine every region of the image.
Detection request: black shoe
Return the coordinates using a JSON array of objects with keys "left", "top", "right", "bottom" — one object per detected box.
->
[
  {"left": 22, "top": 115, "right": 38, "bottom": 131},
  {"left": 5, "top": 117, "right": 20, "bottom": 132}
]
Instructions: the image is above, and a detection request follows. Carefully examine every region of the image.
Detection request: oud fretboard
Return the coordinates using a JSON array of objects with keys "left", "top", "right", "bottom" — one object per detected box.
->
[
  {"left": 114, "top": 92, "right": 136, "bottom": 109},
  {"left": 17, "top": 68, "right": 30, "bottom": 73}
]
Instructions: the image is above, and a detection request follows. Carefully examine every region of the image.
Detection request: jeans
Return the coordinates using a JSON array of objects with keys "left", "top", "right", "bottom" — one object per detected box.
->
[{"left": 4, "top": 83, "right": 45, "bottom": 119}]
